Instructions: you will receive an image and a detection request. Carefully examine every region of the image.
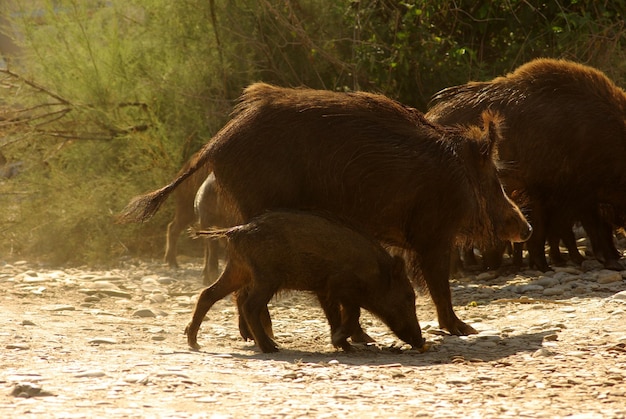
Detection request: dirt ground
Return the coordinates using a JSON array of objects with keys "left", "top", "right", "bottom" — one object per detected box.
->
[{"left": 2, "top": 246, "right": 626, "bottom": 419}]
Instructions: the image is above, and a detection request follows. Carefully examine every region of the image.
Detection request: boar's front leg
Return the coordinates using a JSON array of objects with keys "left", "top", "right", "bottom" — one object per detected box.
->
[{"left": 316, "top": 293, "right": 353, "bottom": 352}]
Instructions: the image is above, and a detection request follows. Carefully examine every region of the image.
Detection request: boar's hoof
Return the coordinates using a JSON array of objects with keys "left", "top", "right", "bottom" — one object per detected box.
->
[
  {"left": 257, "top": 338, "right": 280, "bottom": 353},
  {"left": 331, "top": 332, "right": 354, "bottom": 351},
  {"left": 443, "top": 320, "right": 477, "bottom": 336},
  {"left": 350, "top": 329, "right": 376, "bottom": 344},
  {"left": 410, "top": 342, "right": 431, "bottom": 353},
  {"left": 259, "top": 344, "right": 280, "bottom": 353},
  {"left": 408, "top": 337, "right": 426, "bottom": 350}
]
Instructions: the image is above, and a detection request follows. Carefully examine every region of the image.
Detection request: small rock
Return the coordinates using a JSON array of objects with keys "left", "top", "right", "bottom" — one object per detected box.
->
[
  {"left": 534, "top": 276, "right": 560, "bottom": 288},
  {"left": 476, "top": 272, "right": 496, "bottom": 281},
  {"left": 91, "top": 280, "right": 119, "bottom": 290},
  {"left": 519, "top": 284, "right": 545, "bottom": 293},
  {"left": 43, "top": 305, "right": 75, "bottom": 312},
  {"left": 553, "top": 266, "right": 582, "bottom": 275},
  {"left": 10, "top": 383, "right": 53, "bottom": 398},
  {"left": 543, "top": 334, "right": 559, "bottom": 342},
  {"left": 543, "top": 286, "right": 565, "bottom": 296},
  {"left": 74, "top": 370, "right": 107, "bottom": 378},
  {"left": 532, "top": 348, "right": 555, "bottom": 357},
  {"left": 582, "top": 259, "right": 604, "bottom": 271},
  {"left": 88, "top": 337, "right": 118, "bottom": 345},
  {"left": 133, "top": 308, "right": 157, "bottom": 318},
  {"left": 611, "top": 291, "right": 626, "bottom": 301},
  {"left": 6, "top": 343, "right": 30, "bottom": 350},
  {"left": 148, "top": 294, "right": 167, "bottom": 304},
  {"left": 124, "top": 374, "right": 150, "bottom": 384},
  {"left": 597, "top": 270, "right": 622, "bottom": 284},
  {"left": 99, "top": 289, "right": 132, "bottom": 299}
]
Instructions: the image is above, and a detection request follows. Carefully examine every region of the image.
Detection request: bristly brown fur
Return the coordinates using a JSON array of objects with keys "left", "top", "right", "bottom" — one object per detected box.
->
[
  {"left": 426, "top": 57, "right": 626, "bottom": 270},
  {"left": 188, "top": 226, "right": 231, "bottom": 240},
  {"left": 119, "top": 82, "right": 530, "bottom": 336}
]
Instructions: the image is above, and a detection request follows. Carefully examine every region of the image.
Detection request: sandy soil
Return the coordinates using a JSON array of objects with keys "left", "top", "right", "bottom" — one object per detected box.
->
[{"left": 1, "top": 252, "right": 626, "bottom": 419}]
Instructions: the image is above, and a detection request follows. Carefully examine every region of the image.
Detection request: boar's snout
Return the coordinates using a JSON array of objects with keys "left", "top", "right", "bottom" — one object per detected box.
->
[
  {"left": 505, "top": 215, "right": 532, "bottom": 243},
  {"left": 498, "top": 197, "right": 533, "bottom": 243},
  {"left": 518, "top": 222, "right": 533, "bottom": 242}
]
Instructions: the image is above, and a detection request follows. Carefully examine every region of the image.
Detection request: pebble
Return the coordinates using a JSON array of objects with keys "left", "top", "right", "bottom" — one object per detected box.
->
[
  {"left": 518, "top": 284, "right": 545, "bottom": 293},
  {"left": 596, "top": 270, "right": 622, "bottom": 284},
  {"left": 532, "top": 348, "right": 555, "bottom": 357},
  {"left": 74, "top": 370, "right": 107, "bottom": 378},
  {"left": 533, "top": 276, "right": 560, "bottom": 288},
  {"left": 133, "top": 308, "right": 157, "bottom": 318},
  {"left": 88, "top": 337, "right": 118, "bottom": 345},
  {"left": 2, "top": 258, "right": 626, "bottom": 418},
  {"left": 10, "top": 383, "right": 54, "bottom": 398},
  {"left": 147, "top": 294, "right": 167, "bottom": 303},
  {"left": 6, "top": 343, "right": 30, "bottom": 350},
  {"left": 543, "top": 286, "right": 566, "bottom": 296},
  {"left": 43, "top": 304, "right": 76, "bottom": 311},
  {"left": 98, "top": 289, "right": 132, "bottom": 299},
  {"left": 611, "top": 291, "right": 626, "bottom": 301}
]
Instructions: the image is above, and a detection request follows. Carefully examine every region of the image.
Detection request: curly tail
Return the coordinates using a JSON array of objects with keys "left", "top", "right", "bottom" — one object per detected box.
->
[{"left": 188, "top": 226, "right": 233, "bottom": 240}]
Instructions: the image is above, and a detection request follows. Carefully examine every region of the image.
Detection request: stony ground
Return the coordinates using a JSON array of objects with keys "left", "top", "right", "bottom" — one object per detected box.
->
[{"left": 1, "top": 250, "right": 626, "bottom": 419}]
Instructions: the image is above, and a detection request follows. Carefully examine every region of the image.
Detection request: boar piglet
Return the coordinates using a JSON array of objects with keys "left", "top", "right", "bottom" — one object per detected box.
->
[{"left": 184, "top": 210, "right": 424, "bottom": 353}]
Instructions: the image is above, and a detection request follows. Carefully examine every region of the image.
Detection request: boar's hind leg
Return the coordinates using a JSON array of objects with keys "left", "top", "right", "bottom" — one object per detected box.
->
[
  {"left": 185, "top": 263, "right": 247, "bottom": 350},
  {"left": 241, "top": 281, "right": 280, "bottom": 353},
  {"left": 316, "top": 294, "right": 353, "bottom": 351},
  {"left": 164, "top": 218, "right": 183, "bottom": 268},
  {"left": 236, "top": 287, "right": 274, "bottom": 341},
  {"left": 202, "top": 239, "right": 222, "bottom": 285},
  {"left": 421, "top": 246, "right": 478, "bottom": 335}
]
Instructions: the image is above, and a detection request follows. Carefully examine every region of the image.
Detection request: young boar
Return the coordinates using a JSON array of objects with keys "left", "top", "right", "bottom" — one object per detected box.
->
[{"left": 185, "top": 210, "right": 424, "bottom": 353}]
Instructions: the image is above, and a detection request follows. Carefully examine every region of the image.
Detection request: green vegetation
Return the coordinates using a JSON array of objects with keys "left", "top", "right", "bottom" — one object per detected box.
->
[{"left": 0, "top": 0, "right": 624, "bottom": 265}]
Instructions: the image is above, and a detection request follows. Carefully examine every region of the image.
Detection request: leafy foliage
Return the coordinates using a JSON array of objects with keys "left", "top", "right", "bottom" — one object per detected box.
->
[{"left": 0, "top": 0, "right": 624, "bottom": 265}]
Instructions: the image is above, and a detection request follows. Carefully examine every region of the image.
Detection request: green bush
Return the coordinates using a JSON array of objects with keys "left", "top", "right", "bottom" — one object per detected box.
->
[{"left": 0, "top": 0, "right": 624, "bottom": 265}]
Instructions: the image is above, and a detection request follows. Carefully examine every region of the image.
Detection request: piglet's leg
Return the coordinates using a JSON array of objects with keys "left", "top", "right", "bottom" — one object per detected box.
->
[
  {"left": 236, "top": 287, "right": 274, "bottom": 341},
  {"left": 317, "top": 293, "right": 353, "bottom": 352},
  {"left": 332, "top": 303, "right": 361, "bottom": 351},
  {"left": 241, "top": 281, "right": 280, "bottom": 353},
  {"left": 185, "top": 263, "right": 247, "bottom": 350}
]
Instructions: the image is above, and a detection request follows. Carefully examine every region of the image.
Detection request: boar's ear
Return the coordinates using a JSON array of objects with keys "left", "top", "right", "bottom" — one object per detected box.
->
[{"left": 480, "top": 110, "right": 503, "bottom": 161}]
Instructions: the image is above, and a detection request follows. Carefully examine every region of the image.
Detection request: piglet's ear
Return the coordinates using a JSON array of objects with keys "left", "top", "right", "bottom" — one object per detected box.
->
[{"left": 480, "top": 110, "right": 503, "bottom": 160}]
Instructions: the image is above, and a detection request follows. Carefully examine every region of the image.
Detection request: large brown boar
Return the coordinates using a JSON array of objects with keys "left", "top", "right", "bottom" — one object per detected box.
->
[
  {"left": 119, "top": 83, "right": 531, "bottom": 336},
  {"left": 185, "top": 210, "right": 424, "bottom": 353},
  {"left": 427, "top": 58, "right": 626, "bottom": 271}
]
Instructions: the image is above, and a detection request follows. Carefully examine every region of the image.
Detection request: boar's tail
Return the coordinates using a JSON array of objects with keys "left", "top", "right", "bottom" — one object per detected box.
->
[
  {"left": 116, "top": 143, "right": 214, "bottom": 224},
  {"left": 188, "top": 226, "right": 232, "bottom": 240},
  {"left": 115, "top": 183, "right": 176, "bottom": 224}
]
